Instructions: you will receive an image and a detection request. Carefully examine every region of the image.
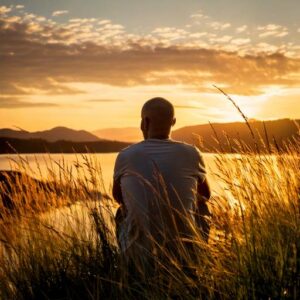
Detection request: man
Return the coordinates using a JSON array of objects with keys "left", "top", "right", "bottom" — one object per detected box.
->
[{"left": 113, "top": 97, "right": 211, "bottom": 268}]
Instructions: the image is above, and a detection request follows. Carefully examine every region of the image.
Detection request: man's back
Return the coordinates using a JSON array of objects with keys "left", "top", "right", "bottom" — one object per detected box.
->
[{"left": 114, "top": 138, "right": 206, "bottom": 252}]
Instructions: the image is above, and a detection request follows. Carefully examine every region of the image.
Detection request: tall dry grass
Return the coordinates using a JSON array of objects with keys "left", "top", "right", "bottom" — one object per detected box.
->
[{"left": 0, "top": 94, "right": 299, "bottom": 299}]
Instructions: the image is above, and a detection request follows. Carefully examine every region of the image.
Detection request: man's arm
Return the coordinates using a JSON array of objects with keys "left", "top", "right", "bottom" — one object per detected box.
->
[
  {"left": 195, "top": 177, "right": 211, "bottom": 242},
  {"left": 194, "top": 147, "right": 211, "bottom": 204},
  {"left": 197, "top": 177, "right": 211, "bottom": 203},
  {"left": 113, "top": 177, "right": 126, "bottom": 244},
  {"left": 113, "top": 151, "right": 125, "bottom": 206},
  {"left": 112, "top": 177, "right": 124, "bottom": 205}
]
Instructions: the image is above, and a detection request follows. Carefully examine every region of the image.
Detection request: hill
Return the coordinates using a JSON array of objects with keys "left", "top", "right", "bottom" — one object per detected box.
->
[
  {"left": 171, "top": 119, "right": 300, "bottom": 152},
  {"left": 1, "top": 119, "right": 298, "bottom": 153},
  {"left": 0, "top": 138, "right": 130, "bottom": 154},
  {"left": 93, "top": 127, "right": 141, "bottom": 142},
  {"left": 0, "top": 127, "right": 100, "bottom": 142}
]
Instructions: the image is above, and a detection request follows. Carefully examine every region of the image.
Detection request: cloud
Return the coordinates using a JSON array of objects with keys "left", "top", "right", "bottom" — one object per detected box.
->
[
  {"left": 15, "top": 5, "right": 24, "bottom": 10},
  {"left": 231, "top": 38, "right": 251, "bottom": 46},
  {"left": 174, "top": 105, "right": 205, "bottom": 110},
  {"left": 190, "top": 13, "right": 205, "bottom": 19},
  {"left": 259, "top": 31, "right": 288, "bottom": 38},
  {"left": 236, "top": 25, "right": 247, "bottom": 33},
  {"left": 190, "top": 13, "right": 209, "bottom": 22},
  {"left": 98, "top": 19, "right": 111, "bottom": 25},
  {"left": 152, "top": 27, "right": 188, "bottom": 40},
  {"left": 255, "top": 42, "right": 279, "bottom": 53},
  {"left": 0, "top": 5, "right": 11, "bottom": 14},
  {"left": 0, "top": 97, "right": 59, "bottom": 109},
  {"left": 69, "top": 17, "right": 97, "bottom": 24},
  {"left": 189, "top": 32, "right": 208, "bottom": 38},
  {"left": 189, "top": 11, "right": 210, "bottom": 23},
  {"left": 0, "top": 9, "right": 299, "bottom": 97},
  {"left": 86, "top": 99, "right": 124, "bottom": 103},
  {"left": 210, "top": 35, "right": 232, "bottom": 43},
  {"left": 208, "top": 22, "right": 231, "bottom": 31},
  {"left": 258, "top": 24, "right": 288, "bottom": 38},
  {"left": 52, "top": 10, "right": 69, "bottom": 17},
  {"left": 258, "top": 24, "right": 281, "bottom": 31}
]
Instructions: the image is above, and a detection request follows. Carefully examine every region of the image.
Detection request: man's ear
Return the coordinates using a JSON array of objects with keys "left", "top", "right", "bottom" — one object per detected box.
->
[
  {"left": 141, "top": 117, "right": 150, "bottom": 131},
  {"left": 172, "top": 118, "right": 176, "bottom": 126},
  {"left": 144, "top": 117, "right": 150, "bottom": 130},
  {"left": 140, "top": 118, "right": 144, "bottom": 131}
]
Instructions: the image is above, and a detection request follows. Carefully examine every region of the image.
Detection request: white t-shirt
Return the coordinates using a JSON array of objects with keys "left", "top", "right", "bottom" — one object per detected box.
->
[{"left": 113, "top": 138, "right": 206, "bottom": 252}]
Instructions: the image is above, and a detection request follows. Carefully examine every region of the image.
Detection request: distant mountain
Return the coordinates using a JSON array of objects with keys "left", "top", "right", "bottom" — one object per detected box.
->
[
  {"left": 1, "top": 119, "right": 298, "bottom": 153},
  {"left": 93, "top": 127, "right": 141, "bottom": 142},
  {"left": 0, "top": 126, "right": 100, "bottom": 142},
  {"left": 0, "top": 137, "right": 130, "bottom": 154},
  {"left": 171, "top": 119, "right": 300, "bottom": 152}
]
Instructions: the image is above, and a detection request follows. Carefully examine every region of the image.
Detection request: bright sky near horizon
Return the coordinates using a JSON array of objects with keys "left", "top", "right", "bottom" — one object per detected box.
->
[{"left": 0, "top": 0, "right": 299, "bottom": 131}]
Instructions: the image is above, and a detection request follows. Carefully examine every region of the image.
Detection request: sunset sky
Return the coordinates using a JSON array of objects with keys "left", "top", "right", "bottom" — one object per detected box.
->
[{"left": 0, "top": 0, "right": 299, "bottom": 131}]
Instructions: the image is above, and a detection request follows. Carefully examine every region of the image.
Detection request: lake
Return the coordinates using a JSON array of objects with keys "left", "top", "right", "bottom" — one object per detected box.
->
[
  {"left": 0, "top": 152, "right": 223, "bottom": 195},
  {"left": 0, "top": 152, "right": 231, "bottom": 255},
  {"left": 0, "top": 152, "right": 227, "bottom": 255}
]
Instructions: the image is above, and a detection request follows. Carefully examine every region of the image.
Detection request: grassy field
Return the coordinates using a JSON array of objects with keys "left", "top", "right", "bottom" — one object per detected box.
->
[
  {"left": 0, "top": 90, "right": 299, "bottom": 299},
  {"left": 0, "top": 135, "right": 299, "bottom": 299}
]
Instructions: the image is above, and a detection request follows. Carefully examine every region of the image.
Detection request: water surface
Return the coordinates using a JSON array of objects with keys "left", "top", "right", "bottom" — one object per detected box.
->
[{"left": 0, "top": 152, "right": 222, "bottom": 194}]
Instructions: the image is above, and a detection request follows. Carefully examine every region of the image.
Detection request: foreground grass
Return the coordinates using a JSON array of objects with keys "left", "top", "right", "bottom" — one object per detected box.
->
[{"left": 0, "top": 136, "right": 299, "bottom": 299}]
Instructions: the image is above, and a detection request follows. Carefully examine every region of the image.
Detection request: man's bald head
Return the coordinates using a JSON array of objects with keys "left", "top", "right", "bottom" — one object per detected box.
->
[{"left": 141, "top": 97, "right": 176, "bottom": 139}]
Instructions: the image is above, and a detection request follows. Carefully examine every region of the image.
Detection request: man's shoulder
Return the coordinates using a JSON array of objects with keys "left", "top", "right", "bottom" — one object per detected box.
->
[
  {"left": 117, "top": 141, "right": 145, "bottom": 158},
  {"left": 114, "top": 142, "right": 145, "bottom": 176},
  {"left": 117, "top": 139, "right": 201, "bottom": 159},
  {"left": 169, "top": 139, "right": 201, "bottom": 156}
]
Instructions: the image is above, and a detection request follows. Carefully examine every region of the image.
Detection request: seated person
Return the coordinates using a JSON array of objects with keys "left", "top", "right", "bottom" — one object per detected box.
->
[{"left": 113, "top": 97, "right": 211, "bottom": 269}]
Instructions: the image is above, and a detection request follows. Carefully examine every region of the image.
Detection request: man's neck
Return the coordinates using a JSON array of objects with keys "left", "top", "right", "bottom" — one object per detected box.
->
[{"left": 146, "top": 134, "right": 169, "bottom": 140}]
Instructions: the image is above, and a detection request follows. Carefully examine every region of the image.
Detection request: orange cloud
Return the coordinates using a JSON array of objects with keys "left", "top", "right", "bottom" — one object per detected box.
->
[
  {"left": 0, "top": 97, "right": 59, "bottom": 108},
  {"left": 257, "top": 24, "right": 289, "bottom": 38},
  {"left": 0, "top": 9, "right": 299, "bottom": 98},
  {"left": 52, "top": 10, "right": 69, "bottom": 17}
]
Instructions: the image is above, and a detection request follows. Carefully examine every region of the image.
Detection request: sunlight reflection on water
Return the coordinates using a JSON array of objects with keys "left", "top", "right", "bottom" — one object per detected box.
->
[
  {"left": 0, "top": 152, "right": 228, "bottom": 238},
  {"left": 0, "top": 152, "right": 223, "bottom": 194}
]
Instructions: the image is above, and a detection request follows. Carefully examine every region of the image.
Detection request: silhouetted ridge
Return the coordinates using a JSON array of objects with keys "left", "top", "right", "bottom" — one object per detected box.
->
[
  {"left": 0, "top": 126, "right": 100, "bottom": 142},
  {"left": 171, "top": 119, "right": 299, "bottom": 152},
  {"left": 0, "top": 138, "right": 130, "bottom": 154}
]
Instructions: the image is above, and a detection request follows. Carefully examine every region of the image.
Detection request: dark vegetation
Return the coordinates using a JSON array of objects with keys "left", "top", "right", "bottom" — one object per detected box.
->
[
  {"left": 0, "top": 170, "right": 109, "bottom": 218},
  {"left": 0, "top": 138, "right": 131, "bottom": 154}
]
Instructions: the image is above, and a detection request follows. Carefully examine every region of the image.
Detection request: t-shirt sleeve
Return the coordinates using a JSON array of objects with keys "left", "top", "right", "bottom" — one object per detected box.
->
[
  {"left": 194, "top": 147, "right": 207, "bottom": 183},
  {"left": 113, "top": 152, "right": 126, "bottom": 182}
]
